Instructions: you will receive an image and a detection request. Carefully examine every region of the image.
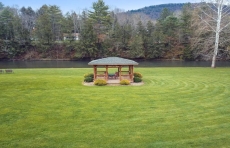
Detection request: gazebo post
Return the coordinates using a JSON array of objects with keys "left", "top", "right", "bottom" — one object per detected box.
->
[
  {"left": 118, "top": 66, "right": 121, "bottom": 81},
  {"left": 130, "top": 65, "right": 134, "bottom": 82},
  {"left": 129, "top": 65, "right": 131, "bottom": 81},
  {"left": 93, "top": 65, "right": 97, "bottom": 80},
  {"left": 106, "top": 65, "right": 108, "bottom": 81}
]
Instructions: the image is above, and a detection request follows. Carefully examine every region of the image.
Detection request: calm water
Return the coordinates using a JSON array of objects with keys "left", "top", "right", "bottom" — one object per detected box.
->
[{"left": 0, "top": 60, "right": 229, "bottom": 68}]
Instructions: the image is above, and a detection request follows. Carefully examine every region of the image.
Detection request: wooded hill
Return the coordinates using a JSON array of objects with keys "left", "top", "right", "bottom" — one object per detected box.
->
[{"left": 128, "top": 3, "right": 186, "bottom": 20}]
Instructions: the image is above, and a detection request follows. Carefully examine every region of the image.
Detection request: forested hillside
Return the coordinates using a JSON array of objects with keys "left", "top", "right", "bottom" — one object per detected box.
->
[
  {"left": 0, "top": 0, "right": 230, "bottom": 61},
  {"left": 128, "top": 3, "right": 186, "bottom": 19}
]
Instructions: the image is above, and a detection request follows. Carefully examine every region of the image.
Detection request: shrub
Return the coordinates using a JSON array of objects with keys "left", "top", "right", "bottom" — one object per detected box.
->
[
  {"left": 94, "top": 79, "right": 107, "bottom": 86},
  {"left": 133, "top": 77, "right": 142, "bottom": 83},
  {"left": 120, "top": 79, "right": 130, "bottom": 85},
  {"left": 84, "top": 77, "right": 93, "bottom": 82},
  {"left": 134, "top": 72, "right": 143, "bottom": 78},
  {"left": 84, "top": 73, "right": 94, "bottom": 79}
]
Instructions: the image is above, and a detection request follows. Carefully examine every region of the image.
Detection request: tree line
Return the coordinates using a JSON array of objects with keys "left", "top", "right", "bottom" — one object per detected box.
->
[{"left": 0, "top": 0, "right": 230, "bottom": 61}]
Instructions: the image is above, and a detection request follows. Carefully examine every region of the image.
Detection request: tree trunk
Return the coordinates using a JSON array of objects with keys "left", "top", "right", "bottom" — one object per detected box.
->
[
  {"left": 211, "top": 0, "right": 223, "bottom": 68},
  {"left": 211, "top": 54, "right": 216, "bottom": 68},
  {"left": 212, "top": 27, "right": 220, "bottom": 68}
]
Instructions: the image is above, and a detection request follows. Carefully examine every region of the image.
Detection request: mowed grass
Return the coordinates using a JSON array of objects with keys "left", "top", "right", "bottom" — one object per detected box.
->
[{"left": 0, "top": 68, "right": 230, "bottom": 147}]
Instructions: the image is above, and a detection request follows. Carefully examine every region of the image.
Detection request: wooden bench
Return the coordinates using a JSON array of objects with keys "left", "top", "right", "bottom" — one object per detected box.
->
[
  {"left": 0, "top": 69, "right": 3, "bottom": 73},
  {"left": 108, "top": 72, "right": 119, "bottom": 79},
  {"left": 5, "top": 69, "right": 13, "bottom": 73}
]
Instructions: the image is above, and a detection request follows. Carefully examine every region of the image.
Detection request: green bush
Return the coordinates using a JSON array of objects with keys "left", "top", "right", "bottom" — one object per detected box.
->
[
  {"left": 133, "top": 77, "right": 142, "bottom": 83},
  {"left": 120, "top": 79, "right": 130, "bottom": 85},
  {"left": 84, "top": 73, "right": 94, "bottom": 79},
  {"left": 94, "top": 79, "right": 107, "bottom": 86},
  {"left": 134, "top": 72, "right": 143, "bottom": 78},
  {"left": 84, "top": 77, "right": 93, "bottom": 82}
]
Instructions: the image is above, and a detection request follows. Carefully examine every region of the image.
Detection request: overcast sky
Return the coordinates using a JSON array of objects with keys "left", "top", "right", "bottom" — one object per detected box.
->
[{"left": 1, "top": 0, "right": 195, "bottom": 13}]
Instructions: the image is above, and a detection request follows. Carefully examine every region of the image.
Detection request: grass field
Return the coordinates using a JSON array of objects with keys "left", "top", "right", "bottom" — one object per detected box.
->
[{"left": 0, "top": 68, "right": 230, "bottom": 147}]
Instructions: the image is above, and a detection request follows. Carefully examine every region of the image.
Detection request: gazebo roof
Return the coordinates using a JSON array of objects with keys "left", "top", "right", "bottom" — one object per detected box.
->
[{"left": 88, "top": 57, "right": 138, "bottom": 66}]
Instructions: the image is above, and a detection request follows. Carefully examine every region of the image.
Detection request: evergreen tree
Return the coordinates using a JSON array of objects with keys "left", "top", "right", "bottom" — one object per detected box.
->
[
  {"left": 129, "top": 35, "right": 144, "bottom": 58},
  {"left": 87, "top": 0, "right": 111, "bottom": 57},
  {"left": 49, "top": 5, "right": 62, "bottom": 41},
  {"left": 158, "top": 8, "right": 171, "bottom": 22},
  {"left": 35, "top": 5, "right": 52, "bottom": 44},
  {"left": 154, "top": 8, "right": 172, "bottom": 44},
  {"left": 146, "top": 21, "right": 162, "bottom": 58},
  {"left": 80, "top": 20, "right": 97, "bottom": 58},
  {"left": 136, "top": 21, "right": 147, "bottom": 58},
  {"left": 0, "top": 2, "right": 4, "bottom": 10},
  {"left": 0, "top": 8, "right": 14, "bottom": 40},
  {"left": 35, "top": 5, "right": 62, "bottom": 44},
  {"left": 180, "top": 3, "right": 193, "bottom": 60},
  {"left": 162, "top": 16, "right": 180, "bottom": 58},
  {"left": 79, "top": 10, "right": 97, "bottom": 58},
  {"left": 120, "top": 24, "right": 133, "bottom": 51},
  {"left": 88, "top": 0, "right": 111, "bottom": 42},
  {"left": 162, "top": 16, "right": 179, "bottom": 37},
  {"left": 180, "top": 3, "right": 192, "bottom": 43}
]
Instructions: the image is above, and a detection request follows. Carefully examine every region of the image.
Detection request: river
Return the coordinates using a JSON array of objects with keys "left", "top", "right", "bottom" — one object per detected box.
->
[{"left": 0, "top": 60, "right": 229, "bottom": 68}]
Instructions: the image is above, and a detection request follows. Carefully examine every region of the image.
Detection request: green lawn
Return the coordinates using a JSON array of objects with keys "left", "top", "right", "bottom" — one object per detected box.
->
[{"left": 0, "top": 68, "right": 230, "bottom": 147}]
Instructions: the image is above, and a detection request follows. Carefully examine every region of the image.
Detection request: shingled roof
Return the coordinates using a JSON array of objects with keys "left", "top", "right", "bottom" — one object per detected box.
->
[{"left": 88, "top": 57, "right": 138, "bottom": 65}]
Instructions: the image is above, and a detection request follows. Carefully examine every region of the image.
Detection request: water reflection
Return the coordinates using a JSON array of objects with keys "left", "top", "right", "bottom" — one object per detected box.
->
[
  {"left": 138, "top": 60, "right": 230, "bottom": 67},
  {"left": 0, "top": 60, "right": 229, "bottom": 68}
]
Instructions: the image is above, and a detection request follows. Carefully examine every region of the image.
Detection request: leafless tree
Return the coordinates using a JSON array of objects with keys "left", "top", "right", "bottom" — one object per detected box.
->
[
  {"left": 116, "top": 11, "right": 152, "bottom": 28},
  {"left": 71, "top": 11, "right": 81, "bottom": 34},
  {"left": 199, "top": 0, "right": 230, "bottom": 67},
  {"left": 20, "top": 7, "right": 36, "bottom": 40},
  {"left": 190, "top": 7, "right": 214, "bottom": 60}
]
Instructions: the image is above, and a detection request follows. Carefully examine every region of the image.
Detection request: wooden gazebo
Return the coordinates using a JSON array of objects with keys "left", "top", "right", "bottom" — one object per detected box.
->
[{"left": 88, "top": 57, "right": 138, "bottom": 83}]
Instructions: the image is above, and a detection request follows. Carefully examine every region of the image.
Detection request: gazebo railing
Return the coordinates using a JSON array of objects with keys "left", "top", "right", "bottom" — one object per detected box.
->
[
  {"left": 120, "top": 71, "right": 133, "bottom": 81},
  {"left": 95, "top": 71, "right": 106, "bottom": 79},
  {"left": 94, "top": 71, "right": 133, "bottom": 81}
]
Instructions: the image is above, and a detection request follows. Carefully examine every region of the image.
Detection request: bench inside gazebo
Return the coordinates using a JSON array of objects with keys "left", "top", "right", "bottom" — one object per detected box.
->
[{"left": 88, "top": 57, "right": 138, "bottom": 83}]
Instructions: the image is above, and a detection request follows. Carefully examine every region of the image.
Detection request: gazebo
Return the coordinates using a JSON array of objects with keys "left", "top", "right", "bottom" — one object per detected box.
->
[{"left": 88, "top": 57, "right": 138, "bottom": 83}]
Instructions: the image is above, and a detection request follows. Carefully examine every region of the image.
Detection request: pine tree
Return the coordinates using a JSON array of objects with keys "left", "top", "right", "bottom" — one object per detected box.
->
[
  {"left": 180, "top": 3, "right": 193, "bottom": 60},
  {"left": 180, "top": 3, "right": 192, "bottom": 43},
  {"left": 88, "top": 0, "right": 111, "bottom": 57},
  {"left": 35, "top": 5, "right": 53, "bottom": 44},
  {"left": 0, "top": 8, "right": 14, "bottom": 40},
  {"left": 79, "top": 11, "right": 97, "bottom": 58},
  {"left": 35, "top": 5, "right": 62, "bottom": 44},
  {"left": 88, "top": 0, "right": 111, "bottom": 43}
]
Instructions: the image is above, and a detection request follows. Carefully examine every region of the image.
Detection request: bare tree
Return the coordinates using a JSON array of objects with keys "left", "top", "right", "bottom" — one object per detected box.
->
[
  {"left": 116, "top": 11, "right": 152, "bottom": 29},
  {"left": 20, "top": 7, "right": 36, "bottom": 41},
  {"left": 199, "top": 0, "right": 230, "bottom": 67},
  {"left": 190, "top": 7, "right": 214, "bottom": 60},
  {"left": 71, "top": 11, "right": 81, "bottom": 34}
]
